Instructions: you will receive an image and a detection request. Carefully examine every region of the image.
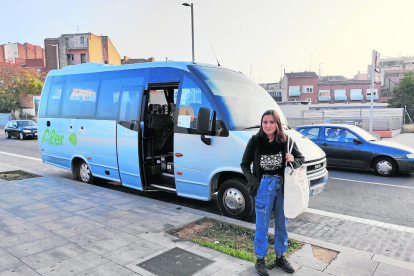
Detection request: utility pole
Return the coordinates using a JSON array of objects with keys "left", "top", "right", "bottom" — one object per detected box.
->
[
  {"left": 250, "top": 64, "right": 253, "bottom": 80},
  {"left": 369, "top": 50, "right": 380, "bottom": 133},
  {"left": 319, "top": 63, "right": 324, "bottom": 79}
]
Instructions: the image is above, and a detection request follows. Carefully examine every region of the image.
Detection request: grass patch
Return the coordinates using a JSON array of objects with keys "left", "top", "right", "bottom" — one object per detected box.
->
[
  {"left": 404, "top": 124, "right": 414, "bottom": 133},
  {"left": 169, "top": 217, "right": 303, "bottom": 267}
]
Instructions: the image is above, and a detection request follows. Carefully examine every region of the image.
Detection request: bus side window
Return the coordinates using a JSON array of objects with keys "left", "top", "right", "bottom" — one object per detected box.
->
[
  {"left": 176, "top": 76, "right": 227, "bottom": 136},
  {"left": 46, "top": 83, "right": 64, "bottom": 117},
  {"left": 62, "top": 73, "right": 101, "bottom": 118},
  {"left": 97, "top": 69, "right": 149, "bottom": 120},
  {"left": 96, "top": 79, "right": 121, "bottom": 119}
]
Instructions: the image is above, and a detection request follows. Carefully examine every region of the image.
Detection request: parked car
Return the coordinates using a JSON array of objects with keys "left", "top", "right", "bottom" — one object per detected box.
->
[
  {"left": 4, "top": 120, "right": 38, "bottom": 140},
  {"left": 296, "top": 124, "right": 414, "bottom": 177}
]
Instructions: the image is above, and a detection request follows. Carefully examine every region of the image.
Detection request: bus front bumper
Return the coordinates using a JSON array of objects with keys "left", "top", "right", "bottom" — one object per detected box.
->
[{"left": 308, "top": 169, "right": 329, "bottom": 196}]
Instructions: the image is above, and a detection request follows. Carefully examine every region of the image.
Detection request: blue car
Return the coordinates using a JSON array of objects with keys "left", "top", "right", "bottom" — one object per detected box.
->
[
  {"left": 296, "top": 124, "right": 414, "bottom": 177},
  {"left": 5, "top": 120, "right": 38, "bottom": 140}
]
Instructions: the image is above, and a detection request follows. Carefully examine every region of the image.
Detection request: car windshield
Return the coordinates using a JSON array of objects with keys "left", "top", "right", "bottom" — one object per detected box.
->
[
  {"left": 190, "top": 66, "right": 287, "bottom": 131},
  {"left": 18, "top": 121, "right": 37, "bottom": 127},
  {"left": 347, "top": 126, "right": 379, "bottom": 141}
]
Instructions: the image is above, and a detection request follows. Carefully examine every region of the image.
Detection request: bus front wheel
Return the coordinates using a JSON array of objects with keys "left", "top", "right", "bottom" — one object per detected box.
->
[
  {"left": 217, "top": 178, "right": 254, "bottom": 221},
  {"left": 78, "top": 161, "right": 94, "bottom": 184}
]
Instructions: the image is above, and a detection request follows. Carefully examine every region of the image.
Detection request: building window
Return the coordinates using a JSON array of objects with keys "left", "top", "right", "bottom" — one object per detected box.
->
[
  {"left": 288, "top": 98, "right": 297, "bottom": 102},
  {"left": 302, "top": 85, "right": 313, "bottom": 93},
  {"left": 366, "top": 89, "right": 378, "bottom": 100},
  {"left": 288, "top": 86, "right": 300, "bottom": 96},
  {"left": 80, "top": 53, "right": 86, "bottom": 63},
  {"left": 350, "top": 89, "right": 363, "bottom": 100},
  {"left": 305, "top": 98, "right": 312, "bottom": 103},
  {"left": 67, "top": 54, "right": 74, "bottom": 61},
  {"left": 269, "top": 91, "right": 282, "bottom": 102},
  {"left": 80, "top": 36, "right": 85, "bottom": 44},
  {"left": 334, "top": 90, "right": 347, "bottom": 101},
  {"left": 318, "top": 90, "right": 331, "bottom": 102}
]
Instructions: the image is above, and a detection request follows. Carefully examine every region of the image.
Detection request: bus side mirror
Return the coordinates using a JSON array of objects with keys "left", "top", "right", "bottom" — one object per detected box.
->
[{"left": 197, "top": 107, "right": 211, "bottom": 145}]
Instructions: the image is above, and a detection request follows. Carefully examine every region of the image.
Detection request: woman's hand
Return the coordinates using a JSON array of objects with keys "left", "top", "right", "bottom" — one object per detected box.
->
[{"left": 286, "top": 153, "right": 294, "bottom": 163}]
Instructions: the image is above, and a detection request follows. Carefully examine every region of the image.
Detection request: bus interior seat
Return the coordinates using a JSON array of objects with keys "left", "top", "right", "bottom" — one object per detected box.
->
[{"left": 148, "top": 114, "right": 174, "bottom": 152}]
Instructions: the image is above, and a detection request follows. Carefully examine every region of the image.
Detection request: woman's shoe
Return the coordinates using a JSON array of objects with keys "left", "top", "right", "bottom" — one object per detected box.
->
[
  {"left": 255, "top": 258, "right": 269, "bottom": 276},
  {"left": 274, "top": 256, "right": 295, "bottom": 273}
]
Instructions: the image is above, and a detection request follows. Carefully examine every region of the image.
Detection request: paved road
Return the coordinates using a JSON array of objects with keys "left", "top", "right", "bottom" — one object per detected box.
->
[{"left": 1, "top": 128, "right": 414, "bottom": 227}]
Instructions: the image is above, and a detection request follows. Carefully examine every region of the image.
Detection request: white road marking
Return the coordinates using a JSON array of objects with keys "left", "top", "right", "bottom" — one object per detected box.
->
[
  {"left": 306, "top": 208, "right": 414, "bottom": 233},
  {"left": 0, "top": 151, "right": 42, "bottom": 162},
  {"left": 330, "top": 177, "right": 414, "bottom": 190}
]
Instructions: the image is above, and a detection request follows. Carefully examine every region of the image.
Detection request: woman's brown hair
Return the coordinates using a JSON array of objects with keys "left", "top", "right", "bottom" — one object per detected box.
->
[{"left": 258, "top": 110, "right": 287, "bottom": 143}]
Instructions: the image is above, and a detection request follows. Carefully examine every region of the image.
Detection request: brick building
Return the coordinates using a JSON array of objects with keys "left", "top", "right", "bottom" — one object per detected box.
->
[
  {"left": 286, "top": 72, "right": 319, "bottom": 103},
  {"left": 44, "top": 33, "right": 121, "bottom": 72},
  {"left": 0, "top": 42, "right": 45, "bottom": 71},
  {"left": 285, "top": 71, "right": 382, "bottom": 105}
]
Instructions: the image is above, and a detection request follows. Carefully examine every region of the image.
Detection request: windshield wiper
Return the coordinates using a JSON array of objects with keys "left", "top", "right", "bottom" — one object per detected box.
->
[{"left": 244, "top": 125, "right": 260, "bottom": 130}]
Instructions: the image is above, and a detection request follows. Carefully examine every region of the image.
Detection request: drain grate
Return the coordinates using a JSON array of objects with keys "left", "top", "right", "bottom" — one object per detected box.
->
[
  {"left": 137, "top": 247, "right": 214, "bottom": 276},
  {"left": 0, "top": 170, "right": 42, "bottom": 181}
]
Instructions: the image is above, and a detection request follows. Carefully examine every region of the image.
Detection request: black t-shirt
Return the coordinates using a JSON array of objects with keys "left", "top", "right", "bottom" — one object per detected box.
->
[{"left": 259, "top": 139, "right": 285, "bottom": 176}]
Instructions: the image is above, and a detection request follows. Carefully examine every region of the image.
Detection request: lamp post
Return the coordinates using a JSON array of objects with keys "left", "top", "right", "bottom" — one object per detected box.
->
[
  {"left": 182, "top": 3, "right": 195, "bottom": 63},
  {"left": 50, "top": 44, "right": 59, "bottom": 70}
]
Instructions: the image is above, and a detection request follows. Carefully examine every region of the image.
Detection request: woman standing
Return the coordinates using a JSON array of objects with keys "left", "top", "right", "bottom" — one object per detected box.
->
[{"left": 241, "top": 110, "right": 304, "bottom": 276}]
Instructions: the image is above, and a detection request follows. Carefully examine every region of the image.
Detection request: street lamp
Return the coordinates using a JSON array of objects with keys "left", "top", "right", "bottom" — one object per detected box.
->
[
  {"left": 49, "top": 44, "right": 59, "bottom": 70},
  {"left": 182, "top": 3, "right": 195, "bottom": 63}
]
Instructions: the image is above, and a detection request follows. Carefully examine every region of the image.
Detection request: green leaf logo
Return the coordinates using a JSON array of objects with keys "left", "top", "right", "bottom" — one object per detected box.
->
[{"left": 69, "top": 133, "right": 77, "bottom": 146}]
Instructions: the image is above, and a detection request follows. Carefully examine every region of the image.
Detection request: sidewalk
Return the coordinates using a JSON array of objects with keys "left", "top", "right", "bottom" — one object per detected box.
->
[{"left": 1, "top": 154, "right": 414, "bottom": 275}]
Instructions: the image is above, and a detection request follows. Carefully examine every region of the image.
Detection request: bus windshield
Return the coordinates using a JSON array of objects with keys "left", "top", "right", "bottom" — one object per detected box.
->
[{"left": 190, "top": 66, "right": 287, "bottom": 131}]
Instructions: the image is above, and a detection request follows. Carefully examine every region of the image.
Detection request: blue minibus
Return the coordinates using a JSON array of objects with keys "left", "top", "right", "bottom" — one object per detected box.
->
[{"left": 38, "top": 61, "right": 328, "bottom": 221}]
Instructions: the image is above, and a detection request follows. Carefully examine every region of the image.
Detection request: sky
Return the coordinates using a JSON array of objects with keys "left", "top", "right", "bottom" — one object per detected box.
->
[{"left": 1, "top": 0, "right": 414, "bottom": 83}]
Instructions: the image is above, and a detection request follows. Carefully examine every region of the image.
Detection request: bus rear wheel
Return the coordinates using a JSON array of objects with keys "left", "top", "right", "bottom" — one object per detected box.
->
[
  {"left": 78, "top": 161, "right": 94, "bottom": 184},
  {"left": 217, "top": 178, "right": 254, "bottom": 221}
]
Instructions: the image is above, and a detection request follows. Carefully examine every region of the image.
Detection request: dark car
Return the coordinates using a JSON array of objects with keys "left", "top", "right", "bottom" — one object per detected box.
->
[
  {"left": 296, "top": 124, "right": 414, "bottom": 177},
  {"left": 4, "top": 120, "right": 38, "bottom": 140}
]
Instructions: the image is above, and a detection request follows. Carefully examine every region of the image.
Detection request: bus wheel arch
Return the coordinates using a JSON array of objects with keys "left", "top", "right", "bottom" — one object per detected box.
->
[
  {"left": 72, "top": 157, "right": 94, "bottom": 183},
  {"left": 216, "top": 173, "right": 254, "bottom": 221}
]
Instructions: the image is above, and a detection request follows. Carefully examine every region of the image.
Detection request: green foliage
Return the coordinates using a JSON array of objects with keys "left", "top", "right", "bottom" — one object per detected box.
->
[
  {"left": 0, "top": 62, "right": 45, "bottom": 112},
  {"left": 388, "top": 71, "right": 414, "bottom": 120}
]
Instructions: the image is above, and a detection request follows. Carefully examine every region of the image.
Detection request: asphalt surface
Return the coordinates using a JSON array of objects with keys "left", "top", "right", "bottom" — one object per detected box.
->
[{"left": 1, "top": 125, "right": 414, "bottom": 227}]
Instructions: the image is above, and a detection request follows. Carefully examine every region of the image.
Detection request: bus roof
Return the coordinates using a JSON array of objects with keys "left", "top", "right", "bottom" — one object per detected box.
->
[{"left": 47, "top": 61, "right": 235, "bottom": 77}]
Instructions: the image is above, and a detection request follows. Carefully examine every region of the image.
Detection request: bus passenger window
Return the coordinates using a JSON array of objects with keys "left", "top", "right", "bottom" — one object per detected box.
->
[
  {"left": 62, "top": 73, "right": 101, "bottom": 118},
  {"left": 46, "top": 83, "right": 64, "bottom": 117},
  {"left": 177, "top": 76, "right": 227, "bottom": 136}
]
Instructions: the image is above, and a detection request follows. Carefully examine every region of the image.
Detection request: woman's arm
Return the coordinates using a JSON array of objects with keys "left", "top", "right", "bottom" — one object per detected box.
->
[{"left": 240, "top": 138, "right": 260, "bottom": 189}]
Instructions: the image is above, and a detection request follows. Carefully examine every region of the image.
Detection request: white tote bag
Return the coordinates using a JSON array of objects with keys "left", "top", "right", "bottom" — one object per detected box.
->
[{"left": 284, "top": 136, "right": 309, "bottom": 219}]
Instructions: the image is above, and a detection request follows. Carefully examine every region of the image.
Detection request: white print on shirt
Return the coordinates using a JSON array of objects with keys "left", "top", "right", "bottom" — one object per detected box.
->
[{"left": 260, "top": 152, "right": 283, "bottom": 171}]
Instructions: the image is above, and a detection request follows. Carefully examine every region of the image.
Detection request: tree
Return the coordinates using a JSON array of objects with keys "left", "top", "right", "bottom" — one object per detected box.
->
[
  {"left": 0, "top": 62, "right": 45, "bottom": 114},
  {"left": 387, "top": 71, "right": 414, "bottom": 122}
]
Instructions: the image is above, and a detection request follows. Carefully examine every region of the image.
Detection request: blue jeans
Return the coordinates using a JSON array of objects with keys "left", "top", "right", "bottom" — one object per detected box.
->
[{"left": 254, "top": 175, "right": 288, "bottom": 259}]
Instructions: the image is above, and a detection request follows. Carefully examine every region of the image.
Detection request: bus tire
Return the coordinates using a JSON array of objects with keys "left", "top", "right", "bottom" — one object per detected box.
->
[
  {"left": 217, "top": 178, "right": 254, "bottom": 221},
  {"left": 77, "top": 160, "right": 94, "bottom": 184}
]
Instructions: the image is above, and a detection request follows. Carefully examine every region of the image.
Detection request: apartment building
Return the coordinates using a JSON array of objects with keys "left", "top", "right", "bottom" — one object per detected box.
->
[
  {"left": 45, "top": 33, "right": 121, "bottom": 71},
  {"left": 0, "top": 42, "right": 45, "bottom": 71},
  {"left": 285, "top": 71, "right": 382, "bottom": 105},
  {"left": 377, "top": 56, "right": 414, "bottom": 98}
]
